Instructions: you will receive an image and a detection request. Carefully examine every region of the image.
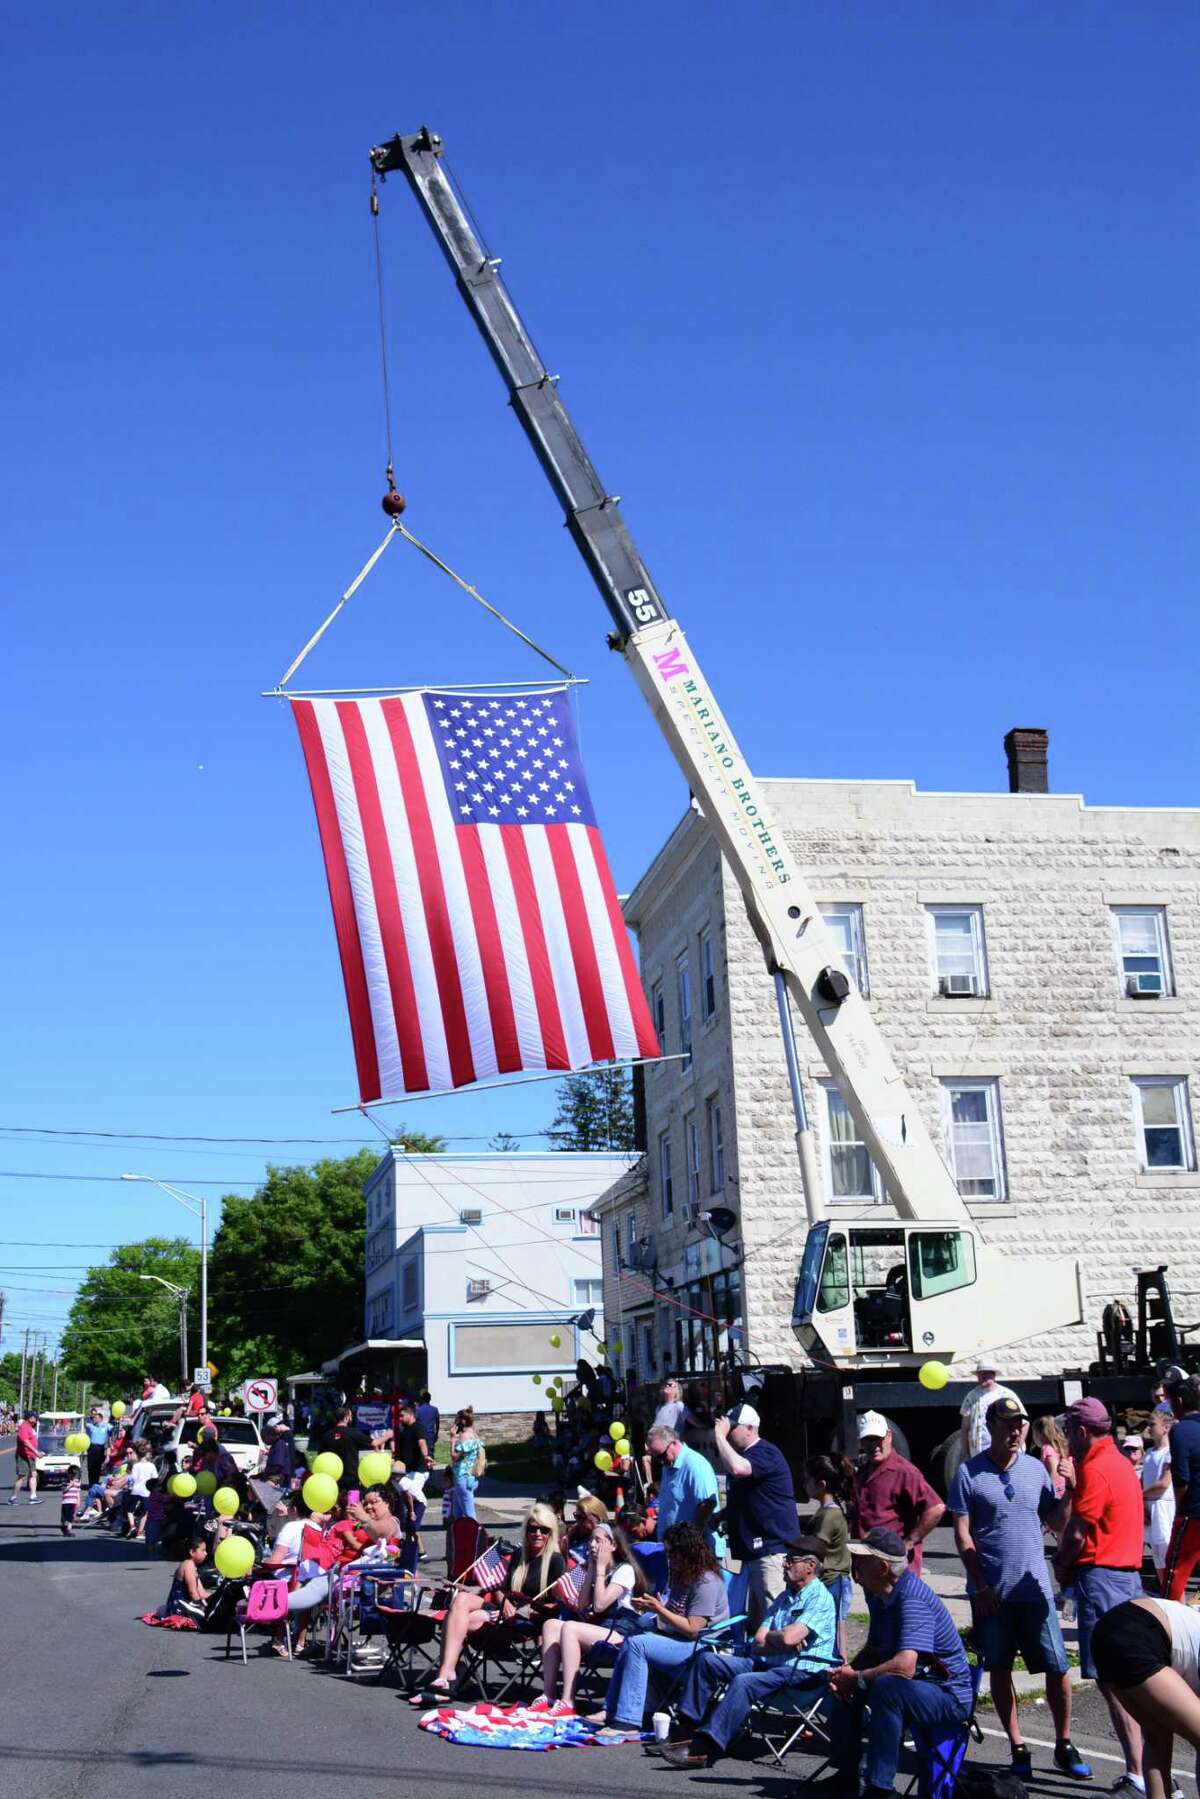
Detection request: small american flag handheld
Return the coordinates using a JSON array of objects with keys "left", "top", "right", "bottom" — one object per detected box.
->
[
  {"left": 463, "top": 1542, "right": 510, "bottom": 1592},
  {"left": 552, "top": 1565, "right": 585, "bottom": 1610}
]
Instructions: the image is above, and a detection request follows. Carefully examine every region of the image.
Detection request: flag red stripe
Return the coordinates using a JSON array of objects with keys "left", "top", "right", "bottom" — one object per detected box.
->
[
  {"left": 335, "top": 702, "right": 430, "bottom": 1095},
  {"left": 291, "top": 702, "right": 381, "bottom": 1103},
  {"left": 381, "top": 700, "right": 476, "bottom": 1090},
  {"left": 587, "top": 827, "right": 662, "bottom": 1059},
  {"left": 455, "top": 826, "right": 522, "bottom": 1075},
  {"left": 547, "top": 827, "right": 616, "bottom": 1063},
  {"left": 500, "top": 827, "right": 569, "bottom": 1069}
]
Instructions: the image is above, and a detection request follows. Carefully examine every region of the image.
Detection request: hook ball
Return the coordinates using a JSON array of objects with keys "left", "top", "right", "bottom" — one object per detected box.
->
[{"left": 382, "top": 488, "right": 407, "bottom": 518}]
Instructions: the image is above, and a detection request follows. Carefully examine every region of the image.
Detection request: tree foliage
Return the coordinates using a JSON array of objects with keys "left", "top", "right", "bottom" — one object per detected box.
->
[
  {"left": 546, "top": 1068, "right": 635, "bottom": 1152},
  {"left": 59, "top": 1237, "right": 201, "bottom": 1393}
]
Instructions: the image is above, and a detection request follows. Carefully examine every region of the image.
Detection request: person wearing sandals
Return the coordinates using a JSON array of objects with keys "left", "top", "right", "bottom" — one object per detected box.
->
[
  {"left": 415, "top": 1502, "right": 565, "bottom": 1705},
  {"left": 533, "top": 1522, "right": 647, "bottom": 1716}
]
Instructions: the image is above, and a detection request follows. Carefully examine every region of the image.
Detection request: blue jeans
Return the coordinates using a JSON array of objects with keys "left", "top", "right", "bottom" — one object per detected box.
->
[
  {"left": 679, "top": 1649, "right": 825, "bottom": 1753},
  {"left": 829, "top": 1678, "right": 967, "bottom": 1792},
  {"left": 449, "top": 1480, "right": 477, "bottom": 1521},
  {"left": 605, "top": 1631, "right": 699, "bottom": 1728}
]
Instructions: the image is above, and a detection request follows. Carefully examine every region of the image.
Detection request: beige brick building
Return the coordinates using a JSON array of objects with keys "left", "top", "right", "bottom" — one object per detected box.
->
[{"left": 592, "top": 745, "right": 1200, "bottom": 1384}]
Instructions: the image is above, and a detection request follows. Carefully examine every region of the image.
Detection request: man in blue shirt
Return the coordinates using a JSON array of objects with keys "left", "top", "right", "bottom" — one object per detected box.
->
[
  {"left": 416, "top": 1390, "right": 440, "bottom": 1457},
  {"left": 827, "top": 1528, "right": 974, "bottom": 1798},
  {"left": 714, "top": 1402, "right": 798, "bottom": 1630},
  {"left": 948, "top": 1395, "right": 1089, "bottom": 1780},
  {"left": 650, "top": 1425, "right": 719, "bottom": 1545},
  {"left": 657, "top": 1535, "right": 836, "bottom": 1768},
  {"left": 84, "top": 1407, "right": 111, "bottom": 1490}
]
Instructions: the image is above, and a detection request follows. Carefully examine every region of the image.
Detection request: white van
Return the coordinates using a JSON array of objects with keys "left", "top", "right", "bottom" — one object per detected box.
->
[{"left": 163, "top": 1413, "right": 265, "bottom": 1478}]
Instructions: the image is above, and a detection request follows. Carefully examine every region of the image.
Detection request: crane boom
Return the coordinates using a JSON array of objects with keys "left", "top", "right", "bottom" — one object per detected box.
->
[{"left": 371, "top": 127, "right": 1084, "bottom": 1359}]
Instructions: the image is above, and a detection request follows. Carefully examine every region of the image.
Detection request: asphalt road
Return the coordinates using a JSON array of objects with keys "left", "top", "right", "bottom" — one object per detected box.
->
[{"left": 0, "top": 1438, "right": 1189, "bottom": 1799}]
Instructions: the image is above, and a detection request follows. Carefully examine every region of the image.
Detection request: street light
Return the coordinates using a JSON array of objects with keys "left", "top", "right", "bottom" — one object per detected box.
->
[
  {"left": 122, "top": 1174, "right": 208, "bottom": 1375},
  {"left": 137, "top": 1273, "right": 191, "bottom": 1387}
]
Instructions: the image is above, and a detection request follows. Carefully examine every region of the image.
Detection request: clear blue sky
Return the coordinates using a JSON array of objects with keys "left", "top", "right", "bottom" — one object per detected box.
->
[{"left": 3, "top": 3, "right": 1196, "bottom": 1359}]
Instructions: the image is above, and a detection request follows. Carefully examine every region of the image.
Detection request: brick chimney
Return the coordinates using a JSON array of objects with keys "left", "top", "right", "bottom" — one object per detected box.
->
[{"left": 1004, "top": 727, "right": 1049, "bottom": 794}]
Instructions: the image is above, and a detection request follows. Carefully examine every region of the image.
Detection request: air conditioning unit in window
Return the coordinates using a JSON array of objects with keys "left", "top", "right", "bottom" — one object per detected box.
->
[
  {"left": 1126, "top": 975, "right": 1163, "bottom": 999},
  {"left": 939, "top": 974, "right": 978, "bottom": 997},
  {"left": 466, "top": 1278, "right": 491, "bottom": 1300},
  {"left": 459, "top": 1207, "right": 483, "bottom": 1225}
]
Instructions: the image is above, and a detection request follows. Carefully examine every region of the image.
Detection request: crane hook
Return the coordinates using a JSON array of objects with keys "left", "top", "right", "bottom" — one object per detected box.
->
[{"left": 381, "top": 464, "right": 406, "bottom": 518}]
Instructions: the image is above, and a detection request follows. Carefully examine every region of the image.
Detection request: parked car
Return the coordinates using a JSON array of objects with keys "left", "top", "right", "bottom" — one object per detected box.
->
[
  {"left": 163, "top": 1413, "right": 265, "bottom": 1478},
  {"left": 35, "top": 1412, "right": 84, "bottom": 1487},
  {"left": 121, "top": 1396, "right": 186, "bottom": 1453}
]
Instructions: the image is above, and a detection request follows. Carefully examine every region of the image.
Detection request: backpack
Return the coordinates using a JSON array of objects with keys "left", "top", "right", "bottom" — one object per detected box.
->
[
  {"left": 955, "top": 1767, "right": 1029, "bottom": 1799},
  {"left": 474, "top": 1439, "right": 487, "bottom": 1480}
]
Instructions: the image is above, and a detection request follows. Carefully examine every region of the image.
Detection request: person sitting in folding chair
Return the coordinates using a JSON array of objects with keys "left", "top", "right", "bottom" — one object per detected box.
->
[
  {"left": 655, "top": 1533, "right": 837, "bottom": 1768},
  {"left": 533, "top": 1521, "right": 648, "bottom": 1716},
  {"left": 825, "top": 1528, "right": 974, "bottom": 1799}
]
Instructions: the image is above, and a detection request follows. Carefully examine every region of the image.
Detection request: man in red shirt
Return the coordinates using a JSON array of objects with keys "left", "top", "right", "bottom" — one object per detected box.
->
[
  {"left": 852, "top": 1410, "right": 944, "bottom": 1576},
  {"left": 1057, "top": 1396, "right": 1145, "bottom": 1792},
  {"left": 7, "top": 1411, "right": 45, "bottom": 1506}
]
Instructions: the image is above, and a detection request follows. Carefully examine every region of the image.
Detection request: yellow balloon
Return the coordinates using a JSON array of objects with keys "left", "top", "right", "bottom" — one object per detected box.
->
[
  {"left": 220, "top": 1408, "right": 231, "bottom": 1416},
  {"left": 615, "top": 1439, "right": 632, "bottom": 1459},
  {"left": 65, "top": 1433, "right": 89, "bottom": 1455},
  {"left": 594, "top": 1449, "right": 613, "bottom": 1473},
  {"left": 302, "top": 1472, "right": 339, "bottom": 1513},
  {"left": 110, "top": 1401, "right": 126, "bottom": 1420},
  {"left": 595, "top": 1342, "right": 607, "bottom": 1356},
  {"left": 212, "top": 1485, "right": 240, "bottom": 1517},
  {"left": 310, "top": 1452, "right": 343, "bottom": 1481},
  {"left": 550, "top": 1395, "right": 563, "bottom": 1412},
  {"left": 608, "top": 1420, "right": 626, "bottom": 1442},
  {"left": 194, "top": 1470, "right": 218, "bottom": 1497},
  {"left": 918, "top": 1360, "right": 950, "bottom": 1392},
  {"left": 214, "top": 1534, "right": 256, "bottom": 1580},
  {"left": 357, "top": 1451, "right": 392, "bottom": 1488},
  {"left": 548, "top": 1333, "right": 562, "bottom": 1349},
  {"left": 531, "top": 1373, "right": 542, "bottom": 1386},
  {"left": 170, "top": 1472, "right": 197, "bottom": 1498}
]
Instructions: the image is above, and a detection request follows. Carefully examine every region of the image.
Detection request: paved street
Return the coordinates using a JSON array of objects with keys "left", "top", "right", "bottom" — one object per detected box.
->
[{"left": 5, "top": 1440, "right": 1192, "bottom": 1799}]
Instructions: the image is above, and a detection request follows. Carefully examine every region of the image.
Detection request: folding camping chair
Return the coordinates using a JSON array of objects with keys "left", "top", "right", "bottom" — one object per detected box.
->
[
  {"left": 372, "top": 1574, "right": 440, "bottom": 1692},
  {"left": 226, "top": 1578, "right": 292, "bottom": 1664},
  {"left": 903, "top": 1662, "right": 985, "bottom": 1799},
  {"left": 747, "top": 1653, "right": 841, "bottom": 1766}
]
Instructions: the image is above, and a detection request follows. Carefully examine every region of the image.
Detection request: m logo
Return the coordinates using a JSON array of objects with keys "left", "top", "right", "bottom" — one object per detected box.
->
[{"left": 652, "top": 646, "right": 690, "bottom": 683}]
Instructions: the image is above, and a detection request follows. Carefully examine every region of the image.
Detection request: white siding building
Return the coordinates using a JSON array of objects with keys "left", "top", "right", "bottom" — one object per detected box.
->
[
  {"left": 596, "top": 739, "right": 1200, "bottom": 1383},
  {"left": 363, "top": 1151, "right": 630, "bottom": 1417}
]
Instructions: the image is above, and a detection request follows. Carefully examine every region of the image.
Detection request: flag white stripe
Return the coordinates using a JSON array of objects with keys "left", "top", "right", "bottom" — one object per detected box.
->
[
  {"left": 358, "top": 700, "right": 452, "bottom": 1095},
  {"left": 402, "top": 697, "right": 499, "bottom": 1083},
  {"left": 523, "top": 827, "right": 592, "bottom": 1069},
  {"left": 475, "top": 824, "right": 548, "bottom": 1070},
  {"left": 311, "top": 701, "right": 404, "bottom": 1100},
  {"left": 568, "top": 824, "right": 639, "bottom": 1058}
]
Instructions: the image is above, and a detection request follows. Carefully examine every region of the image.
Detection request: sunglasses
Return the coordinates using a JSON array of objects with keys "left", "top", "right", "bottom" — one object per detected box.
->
[{"left": 526, "top": 1523, "right": 550, "bottom": 1535}]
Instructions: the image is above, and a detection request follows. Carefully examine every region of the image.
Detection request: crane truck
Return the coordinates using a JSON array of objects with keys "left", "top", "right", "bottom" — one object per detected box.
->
[{"left": 367, "top": 127, "right": 1181, "bottom": 1472}]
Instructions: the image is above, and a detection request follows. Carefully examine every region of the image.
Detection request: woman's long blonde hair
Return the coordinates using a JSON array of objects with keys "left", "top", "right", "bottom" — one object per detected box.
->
[
  {"left": 508, "top": 1501, "right": 560, "bottom": 1593},
  {"left": 1032, "top": 1415, "right": 1068, "bottom": 1457}
]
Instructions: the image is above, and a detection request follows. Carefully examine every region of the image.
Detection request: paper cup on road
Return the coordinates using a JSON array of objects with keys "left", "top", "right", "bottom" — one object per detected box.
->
[{"left": 652, "top": 1713, "right": 671, "bottom": 1743}]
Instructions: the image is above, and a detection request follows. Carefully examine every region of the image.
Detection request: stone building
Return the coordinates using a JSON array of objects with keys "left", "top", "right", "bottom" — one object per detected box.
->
[{"left": 591, "top": 733, "right": 1200, "bottom": 1382}]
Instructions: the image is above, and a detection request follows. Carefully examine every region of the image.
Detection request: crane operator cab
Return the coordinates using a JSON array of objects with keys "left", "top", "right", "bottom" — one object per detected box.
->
[{"left": 792, "top": 1220, "right": 980, "bottom": 1367}]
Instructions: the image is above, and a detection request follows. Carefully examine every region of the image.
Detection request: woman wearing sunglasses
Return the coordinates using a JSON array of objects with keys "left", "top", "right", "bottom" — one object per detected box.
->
[{"left": 416, "top": 1502, "right": 565, "bottom": 1703}]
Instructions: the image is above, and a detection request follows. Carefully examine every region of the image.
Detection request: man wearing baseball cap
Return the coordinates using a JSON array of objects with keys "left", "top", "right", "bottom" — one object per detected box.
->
[
  {"left": 949, "top": 1395, "right": 1091, "bottom": 1781},
  {"left": 1057, "top": 1397, "right": 1147, "bottom": 1794},
  {"left": 853, "top": 1412, "right": 944, "bottom": 1578},
  {"left": 827, "top": 1527, "right": 973, "bottom": 1797},
  {"left": 958, "top": 1357, "right": 1022, "bottom": 1462},
  {"left": 713, "top": 1402, "right": 798, "bottom": 1632}
]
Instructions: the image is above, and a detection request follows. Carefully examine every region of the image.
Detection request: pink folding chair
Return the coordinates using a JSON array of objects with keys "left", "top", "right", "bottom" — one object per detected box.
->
[{"left": 227, "top": 1578, "right": 292, "bottom": 1664}]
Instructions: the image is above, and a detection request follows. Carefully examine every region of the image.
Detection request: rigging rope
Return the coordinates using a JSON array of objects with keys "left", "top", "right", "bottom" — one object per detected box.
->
[{"left": 370, "top": 168, "right": 397, "bottom": 495}]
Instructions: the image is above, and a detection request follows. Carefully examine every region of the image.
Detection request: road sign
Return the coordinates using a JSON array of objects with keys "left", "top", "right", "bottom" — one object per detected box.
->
[
  {"left": 242, "top": 1377, "right": 278, "bottom": 1414},
  {"left": 192, "top": 1367, "right": 212, "bottom": 1391}
]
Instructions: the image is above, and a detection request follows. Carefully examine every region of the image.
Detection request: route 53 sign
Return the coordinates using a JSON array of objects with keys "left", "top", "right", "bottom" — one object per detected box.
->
[{"left": 242, "top": 1377, "right": 278, "bottom": 1414}]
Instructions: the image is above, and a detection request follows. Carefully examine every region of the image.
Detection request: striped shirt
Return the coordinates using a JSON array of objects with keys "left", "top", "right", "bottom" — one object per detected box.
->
[
  {"left": 62, "top": 1477, "right": 81, "bottom": 1508},
  {"left": 871, "top": 1571, "right": 973, "bottom": 1711}
]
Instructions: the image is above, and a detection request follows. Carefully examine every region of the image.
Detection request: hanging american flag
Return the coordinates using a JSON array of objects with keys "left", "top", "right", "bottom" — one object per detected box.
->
[{"left": 291, "top": 687, "right": 659, "bottom": 1105}]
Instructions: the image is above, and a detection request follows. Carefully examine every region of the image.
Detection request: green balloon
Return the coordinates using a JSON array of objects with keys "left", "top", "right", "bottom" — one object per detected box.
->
[
  {"left": 531, "top": 1373, "right": 543, "bottom": 1386},
  {"left": 608, "top": 1420, "right": 626, "bottom": 1442},
  {"left": 212, "top": 1485, "right": 240, "bottom": 1517},
  {"left": 302, "top": 1472, "right": 339, "bottom": 1513},
  {"left": 310, "top": 1451, "right": 343, "bottom": 1480},
  {"left": 65, "top": 1433, "right": 89, "bottom": 1455},
  {"left": 357, "top": 1451, "right": 392, "bottom": 1488},
  {"left": 194, "top": 1470, "right": 218, "bottom": 1497},
  {"left": 214, "top": 1534, "right": 255, "bottom": 1580},
  {"left": 170, "top": 1472, "right": 197, "bottom": 1498}
]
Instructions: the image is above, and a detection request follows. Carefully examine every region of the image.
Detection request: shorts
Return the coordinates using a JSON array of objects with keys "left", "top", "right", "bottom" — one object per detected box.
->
[
  {"left": 1074, "top": 1565, "right": 1144, "bottom": 1680},
  {"left": 16, "top": 1455, "right": 35, "bottom": 1475},
  {"left": 973, "top": 1595, "right": 1068, "bottom": 1675},
  {"left": 825, "top": 1574, "right": 853, "bottom": 1623},
  {"left": 1091, "top": 1600, "right": 1171, "bottom": 1690}
]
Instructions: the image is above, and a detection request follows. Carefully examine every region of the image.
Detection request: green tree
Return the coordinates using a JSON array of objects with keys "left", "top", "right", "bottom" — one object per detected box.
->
[
  {"left": 489, "top": 1131, "right": 521, "bottom": 1152},
  {"left": 546, "top": 1067, "right": 635, "bottom": 1151},
  {"left": 207, "top": 1138, "right": 442, "bottom": 1385},
  {"left": 59, "top": 1237, "right": 200, "bottom": 1393}
]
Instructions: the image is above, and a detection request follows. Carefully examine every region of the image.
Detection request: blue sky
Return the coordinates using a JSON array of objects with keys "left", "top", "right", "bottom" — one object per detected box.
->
[{"left": 3, "top": 2, "right": 1196, "bottom": 1358}]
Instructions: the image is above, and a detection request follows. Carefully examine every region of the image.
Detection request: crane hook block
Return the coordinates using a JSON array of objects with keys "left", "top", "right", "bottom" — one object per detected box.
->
[{"left": 382, "top": 486, "right": 407, "bottom": 518}]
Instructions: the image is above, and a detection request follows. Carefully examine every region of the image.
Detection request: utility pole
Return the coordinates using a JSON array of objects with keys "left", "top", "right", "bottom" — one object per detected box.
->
[
  {"left": 51, "top": 1349, "right": 59, "bottom": 1413},
  {"left": 18, "top": 1328, "right": 29, "bottom": 1414}
]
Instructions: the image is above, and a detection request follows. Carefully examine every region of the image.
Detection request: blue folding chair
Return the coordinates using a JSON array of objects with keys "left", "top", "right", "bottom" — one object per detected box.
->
[{"left": 905, "top": 1663, "right": 985, "bottom": 1799}]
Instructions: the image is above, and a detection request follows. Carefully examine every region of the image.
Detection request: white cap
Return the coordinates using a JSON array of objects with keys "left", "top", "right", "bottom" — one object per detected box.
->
[
  {"left": 975, "top": 1355, "right": 998, "bottom": 1374},
  {"left": 727, "top": 1402, "right": 760, "bottom": 1429},
  {"left": 857, "top": 1410, "right": 889, "bottom": 1440}
]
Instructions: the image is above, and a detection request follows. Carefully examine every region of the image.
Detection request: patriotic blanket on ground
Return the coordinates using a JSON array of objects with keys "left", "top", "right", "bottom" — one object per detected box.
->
[
  {"left": 291, "top": 687, "right": 659, "bottom": 1103},
  {"left": 418, "top": 1701, "right": 645, "bottom": 1751}
]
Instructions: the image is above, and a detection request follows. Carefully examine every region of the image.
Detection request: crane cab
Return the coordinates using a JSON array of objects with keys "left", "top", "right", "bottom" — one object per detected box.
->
[{"left": 792, "top": 1219, "right": 981, "bottom": 1367}]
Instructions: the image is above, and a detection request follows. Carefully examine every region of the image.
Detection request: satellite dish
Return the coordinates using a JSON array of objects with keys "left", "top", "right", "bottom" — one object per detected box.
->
[{"left": 705, "top": 1207, "right": 738, "bottom": 1237}]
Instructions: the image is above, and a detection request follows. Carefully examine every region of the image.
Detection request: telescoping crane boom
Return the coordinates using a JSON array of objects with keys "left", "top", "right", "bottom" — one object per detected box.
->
[{"left": 370, "top": 127, "right": 1084, "bottom": 1370}]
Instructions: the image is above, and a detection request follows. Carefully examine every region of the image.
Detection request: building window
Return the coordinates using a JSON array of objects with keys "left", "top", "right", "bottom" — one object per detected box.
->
[
  {"left": 659, "top": 1133, "right": 674, "bottom": 1217},
  {"left": 641, "top": 1320, "right": 656, "bottom": 1376},
  {"left": 685, "top": 1114, "right": 701, "bottom": 1213},
  {"left": 927, "top": 905, "right": 989, "bottom": 997},
  {"left": 368, "top": 1290, "right": 393, "bottom": 1334},
  {"left": 941, "top": 1079, "right": 1007, "bottom": 1201},
  {"left": 1132, "top": 1077, "right": 1196, "bottom": 1172},
  {"left": 650, "top": 980, "right": 666, "bottom": 1060},
  {"left": 1113, "top": 907, "right": 1174, "bottom": 998},
  {"left": 820, "top": 904, "right": 870, "bottom": 997},
  {"left": 401, "top": 1261, "right": 418, "bottom": 1309},
  {"left": 577, "top": 1211, "right": 600, "bottom": 1237},
  {"left": 820, "top": 1081, "right": 882, "bottom": 1202},
  {"left": 676, "top": 953, "right": 693, "bottom": 1067},
  {"left": 625, "top": 1211, "right": 638, "bottom": 1259},
  {"left": 572, "top": 1277, "right": 603, "bottom": 1309},
  {"left": 699, "top": 928, "right": 717, "bottom": 1021},
  {"left": 707, "top": 1098, "right": 725, "bottom": 1192},
  {"left": 466, "top": 1277, "right": 492, "bottom": 1302},
  {"left": 611, "top": 1217, "right": 620, "bottom": 1272}
]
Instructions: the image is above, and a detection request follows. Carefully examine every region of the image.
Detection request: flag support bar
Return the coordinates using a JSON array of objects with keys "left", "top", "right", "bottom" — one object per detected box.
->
[{"left": 329, "top": 1053, "right": 685, "bottom": 1114}]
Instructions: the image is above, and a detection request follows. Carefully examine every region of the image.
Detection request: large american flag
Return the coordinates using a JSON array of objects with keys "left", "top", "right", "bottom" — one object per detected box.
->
[{"left": 291, "top": 687, "right": 658, "bottom": 1104}]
